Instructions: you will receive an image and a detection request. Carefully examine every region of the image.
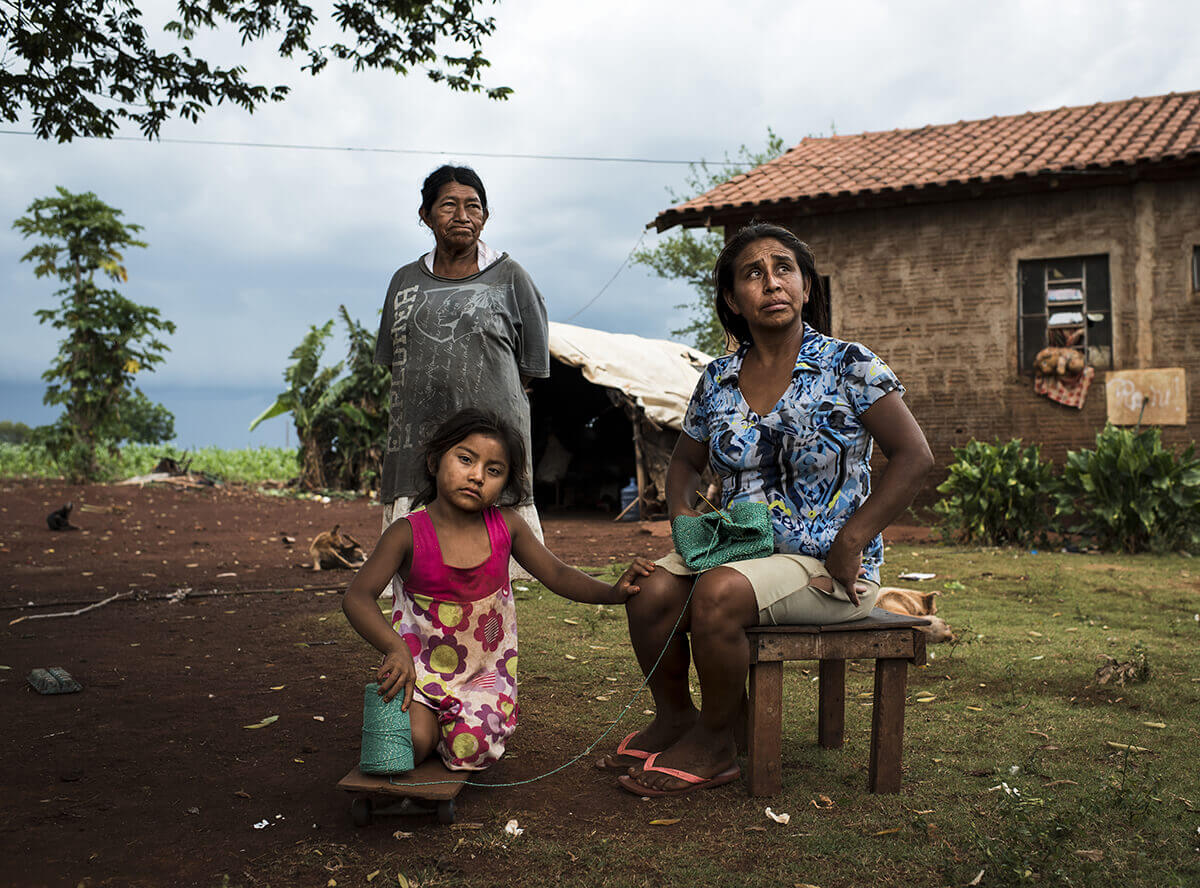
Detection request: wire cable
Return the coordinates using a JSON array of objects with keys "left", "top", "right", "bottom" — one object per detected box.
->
[
  {"left": 560, "top": 230, "right": 647, "bottom": 322},
  {"left": 0, "top": 128, "right": 729, "bottom": 166}
]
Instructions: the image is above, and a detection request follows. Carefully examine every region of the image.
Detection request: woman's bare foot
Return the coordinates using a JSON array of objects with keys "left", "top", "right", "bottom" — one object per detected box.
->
[
  {"left": 622, "top": 723, "right": 737, "bottom": 792},
  {"left": 595, "top": 708, "right": 698, "bottom": 771}
]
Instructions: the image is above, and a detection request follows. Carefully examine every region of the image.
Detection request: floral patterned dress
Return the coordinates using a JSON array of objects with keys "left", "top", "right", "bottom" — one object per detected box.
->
[{"left": 390, "top": 507, "right": 518, "bottom": 770}]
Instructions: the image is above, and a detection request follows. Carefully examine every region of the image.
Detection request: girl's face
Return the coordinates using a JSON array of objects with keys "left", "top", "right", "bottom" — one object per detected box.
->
[
  {"left": 724, "top": 237, "right": 809, "bottom": 333},
  {"left": 434, "top": 432, "right": 510, "bottom": 512}
]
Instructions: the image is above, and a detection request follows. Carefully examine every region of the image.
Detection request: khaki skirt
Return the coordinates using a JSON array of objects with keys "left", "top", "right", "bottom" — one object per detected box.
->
[{"left": 655, "top": 551, "right": 879, "bottom": 626}]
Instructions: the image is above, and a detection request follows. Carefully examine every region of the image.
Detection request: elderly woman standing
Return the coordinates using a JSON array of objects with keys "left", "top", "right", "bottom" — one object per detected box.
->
[
  {"left": 375, "top": 165, "right": 549, "bottom": 553},
  {"left": 604, "top": 222, "right": 934, "bottom": 796}
]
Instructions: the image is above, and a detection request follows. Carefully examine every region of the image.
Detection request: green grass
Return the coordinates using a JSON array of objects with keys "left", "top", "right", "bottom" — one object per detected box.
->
[
  {"left": 0, "top": 441, "right": 298, "bottom": 483},
  {"left": 272, "top": 547, "right": 1198, "bottom": 888}
]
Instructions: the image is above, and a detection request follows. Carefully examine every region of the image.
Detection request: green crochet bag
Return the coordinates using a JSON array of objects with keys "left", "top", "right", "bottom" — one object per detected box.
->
[{"left": 671, "top": 501, "right": 774, "bottom": 571}]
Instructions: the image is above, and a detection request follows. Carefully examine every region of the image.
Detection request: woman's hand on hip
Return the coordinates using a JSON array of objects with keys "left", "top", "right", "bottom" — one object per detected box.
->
[{"left": 824, "top": 536, "right": 868, "bottom": 607}]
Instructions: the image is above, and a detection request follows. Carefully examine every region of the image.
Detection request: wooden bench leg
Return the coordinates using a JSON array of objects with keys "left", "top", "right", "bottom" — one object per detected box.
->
[
  {"left": 747, "top": 660, "right": 782, "bottom": 796},
  {"left": 868, "top": 657, "right": 908, "bottom": 793},
  {"left": 818, "top": 658, "right": 845, "bottom": 749}
]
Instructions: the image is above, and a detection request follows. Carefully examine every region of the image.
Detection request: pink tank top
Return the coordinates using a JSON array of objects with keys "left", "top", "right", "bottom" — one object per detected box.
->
[{"left": 404, "top": 506, "right": 512, "bottom": 603}]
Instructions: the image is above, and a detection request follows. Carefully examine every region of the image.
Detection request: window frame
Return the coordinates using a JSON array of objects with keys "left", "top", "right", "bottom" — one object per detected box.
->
[{"left": 1017, "top": 254, "right": 1113, "bottom": 374}]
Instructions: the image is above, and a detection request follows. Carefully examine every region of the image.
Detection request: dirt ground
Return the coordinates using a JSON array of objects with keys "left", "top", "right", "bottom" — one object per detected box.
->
[{"left": 0, "top": 479, "right": 933, "bottom": 887}]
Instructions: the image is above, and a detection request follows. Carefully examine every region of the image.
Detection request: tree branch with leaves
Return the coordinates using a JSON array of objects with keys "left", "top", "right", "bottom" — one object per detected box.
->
[{"left": 0, "top": 0, "right": 512, "bottom": 141}]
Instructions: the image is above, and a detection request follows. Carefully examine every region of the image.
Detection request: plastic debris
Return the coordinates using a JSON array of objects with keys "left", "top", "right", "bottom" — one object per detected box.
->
[
  {"left": 504, "top": 819, "right": 524, "bottom": 836},
  {"left": 764, "top": 807, "right": 791, "bottom": 824},
  {"left": 898, "top": 572, "right": 936, "bottom": 581},
  {"left": 27, "top": 667, "right": 82, "bottom": 695}
]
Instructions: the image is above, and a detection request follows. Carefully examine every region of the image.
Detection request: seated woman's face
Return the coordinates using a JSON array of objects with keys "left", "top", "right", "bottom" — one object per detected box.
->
[
  {"left": 725, "top": 238, "right": 810, "bottom": 332},
  {"left": 423, "top": 182, "right": 488, "bottom": 250}
]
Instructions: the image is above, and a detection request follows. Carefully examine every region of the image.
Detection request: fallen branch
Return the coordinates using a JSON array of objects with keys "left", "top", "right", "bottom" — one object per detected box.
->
[
  {"left": 0, "top": 585, "right": 348, "bottom": 612},
  {"left": 8, "top": 591, "right": 131, "bottom": 626},
  {"left": 116, "top": 472, "right": 212, "bottom": 488}
]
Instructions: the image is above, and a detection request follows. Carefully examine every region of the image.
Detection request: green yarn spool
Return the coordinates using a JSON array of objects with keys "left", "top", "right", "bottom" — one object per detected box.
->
[
  {"left": 671, "top": 501, "right": 774, "bottom": 570},
  {"left": 359, "top": 682, "right": 415, "bottom": 774}
]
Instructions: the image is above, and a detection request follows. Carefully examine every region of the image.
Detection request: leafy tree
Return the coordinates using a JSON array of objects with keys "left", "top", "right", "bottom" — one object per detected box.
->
[
  {"left": 250, "top": 307, "right": 389, "bottom": 491},
  {"left": 1, "top": 0, "right": 512, "bottom": 142},
  {"left": 13, "top": 187, "right": 176, "bottom": 481},
  {"left": 0, "top": 420, "right": 33, "bottom": 444},
  {"left": 251, "top": 319, "right": 342, "bottom": 489},
  {"left": 322, "top": 305, "right": 390, "bottom": 491},
  {"left": 634, "top": 128, "right": 787, "bottom": 356}
]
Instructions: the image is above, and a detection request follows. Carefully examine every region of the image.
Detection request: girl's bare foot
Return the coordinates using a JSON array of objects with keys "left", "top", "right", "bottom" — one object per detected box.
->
[{"left": 595, "top": 708, "right": 698, "bottom": 771}]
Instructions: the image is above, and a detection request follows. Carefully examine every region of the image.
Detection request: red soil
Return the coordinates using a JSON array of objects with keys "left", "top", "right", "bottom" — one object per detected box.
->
[{"left": 0, "top": 479, "right": 932, "bottom": 887}]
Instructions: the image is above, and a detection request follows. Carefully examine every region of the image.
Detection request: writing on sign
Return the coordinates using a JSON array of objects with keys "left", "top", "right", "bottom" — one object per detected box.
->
[{"left": 1105, "top": 368, "right": 1187, "bottom": 426}]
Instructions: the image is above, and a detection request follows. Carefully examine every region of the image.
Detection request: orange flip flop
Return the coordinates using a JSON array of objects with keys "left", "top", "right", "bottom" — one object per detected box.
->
[
  {"left": 595, "top": 731, "right": 653, "bottom": 772},
  {"left": 617, "top": 752, "right": 741, "bottom": 797}
]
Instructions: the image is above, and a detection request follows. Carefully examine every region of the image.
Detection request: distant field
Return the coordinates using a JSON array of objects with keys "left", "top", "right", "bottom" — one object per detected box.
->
[{"left": 0, "top": 442, "right": 299, "bottom": 484}]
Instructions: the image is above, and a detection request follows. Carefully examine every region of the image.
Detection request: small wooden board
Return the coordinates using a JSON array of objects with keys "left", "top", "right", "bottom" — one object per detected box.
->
[
  {"left": 338, "top": 759, "right": 467, "bottom": 826},
  {"left": 338, "top": 760, "right": 466, "bottom": 801}
]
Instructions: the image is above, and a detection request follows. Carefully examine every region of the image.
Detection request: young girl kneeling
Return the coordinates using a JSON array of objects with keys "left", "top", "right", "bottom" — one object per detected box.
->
[{"left": 343, "top": 408, "right": 653, "bottom": 771}]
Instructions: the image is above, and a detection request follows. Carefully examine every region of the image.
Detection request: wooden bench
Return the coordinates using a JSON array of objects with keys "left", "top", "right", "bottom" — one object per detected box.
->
[{"left": 745, "top": 607, "right": 928, "bottom": 795}]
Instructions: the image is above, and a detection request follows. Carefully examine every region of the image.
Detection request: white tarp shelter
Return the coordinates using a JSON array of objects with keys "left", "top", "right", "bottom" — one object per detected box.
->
[
  {"left": 533, "top": 322, "right": 712, "bottom": 516},
  {"left": 548, "top": 322, "right": 711, "bottom": 430}
]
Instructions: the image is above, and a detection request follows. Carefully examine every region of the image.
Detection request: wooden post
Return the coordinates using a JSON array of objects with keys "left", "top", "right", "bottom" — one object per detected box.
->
[
  {"left": 817, "top": 658, "right": 845, "bottom": 748},
  {"left": 868, "top": 658, "right": 908, "bottom": 793},
  {"left": 747, "top": 659, "right": 783, "bottom": 796},
  {"left": 630, "top": 419, "right": 648, "bottom": 516}
]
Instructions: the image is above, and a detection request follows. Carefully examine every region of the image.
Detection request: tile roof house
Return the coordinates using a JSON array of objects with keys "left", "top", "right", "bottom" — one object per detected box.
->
[{"left": 654, "top": 91, "right": 1200, "bottom": 495}]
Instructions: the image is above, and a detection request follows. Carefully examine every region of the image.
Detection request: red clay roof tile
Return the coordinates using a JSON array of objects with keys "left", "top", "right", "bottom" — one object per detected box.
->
[{"left": 657, "top": 91, "right": 1200, "bottom": 228}]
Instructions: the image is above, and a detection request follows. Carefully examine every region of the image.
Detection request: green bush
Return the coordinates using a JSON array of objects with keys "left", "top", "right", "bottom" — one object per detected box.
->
[
  {"left": 934, "top": 438, "right": 1055, "bottom": 546},
  {"left": 1052, "top": 424, "right": 1200, "bottom": 554},
  {"left": 0, "top": 442, "right": 55, "bottom": 477},
  {"left": 0, "top": 443, "right": 299, "bottom": 484}
]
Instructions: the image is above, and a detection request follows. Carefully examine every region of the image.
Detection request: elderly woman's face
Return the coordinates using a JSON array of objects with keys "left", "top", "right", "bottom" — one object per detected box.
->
[
  {"left": 725, "top": 237, "right": 809, "bottom": 332},
  {"left": 421, "top": 182, "right": 488, "bottom": 250}
]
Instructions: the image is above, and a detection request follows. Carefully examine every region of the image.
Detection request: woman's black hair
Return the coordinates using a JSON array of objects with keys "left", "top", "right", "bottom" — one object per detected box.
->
[
  {"left": 413, "top": 408, "right": 526, "bottom": 508},
  {"left": 712, "top": 221, "right": 831, "bottom": 347},
  {"left": 420, "top": 165, "right": 489, "bottom": 215}
]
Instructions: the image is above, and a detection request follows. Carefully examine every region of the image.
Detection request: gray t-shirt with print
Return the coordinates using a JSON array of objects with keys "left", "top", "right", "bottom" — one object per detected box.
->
[{"left": 374, "top": 254, "right": 549, "bottom": 505}]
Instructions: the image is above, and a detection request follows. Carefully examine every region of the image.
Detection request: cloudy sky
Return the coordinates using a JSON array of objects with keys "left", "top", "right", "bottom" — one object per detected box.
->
[{"left": 2, "top": 0, "right": 1196, "bottom": 448}]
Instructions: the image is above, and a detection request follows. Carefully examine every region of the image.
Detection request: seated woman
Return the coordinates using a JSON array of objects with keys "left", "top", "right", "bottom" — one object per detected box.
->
[{"left": 606, "top": 222, "right": 934, "bottom": 796}]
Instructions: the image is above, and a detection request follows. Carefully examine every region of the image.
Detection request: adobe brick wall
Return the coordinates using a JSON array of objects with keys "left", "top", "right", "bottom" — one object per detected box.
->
[{"left": 761, "top": 179, "right": 1200, "bottom": 498}]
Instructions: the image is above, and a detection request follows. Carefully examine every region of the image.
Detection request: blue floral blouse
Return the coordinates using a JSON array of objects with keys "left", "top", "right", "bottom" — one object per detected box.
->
[{"left": 682, "top": 325, "right": 904, "bottom": 583}]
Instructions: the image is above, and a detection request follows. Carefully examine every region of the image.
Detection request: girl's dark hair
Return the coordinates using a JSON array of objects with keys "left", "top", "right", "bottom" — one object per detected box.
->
[
  {"left": 712, "top": 221, "right": 831, "bottom": 347},
  {"left": 420, "top": 165, "right": 489, "bottom": 215},
  {"left": 413, "top": 408, "right": 526, "bottom": 507}
]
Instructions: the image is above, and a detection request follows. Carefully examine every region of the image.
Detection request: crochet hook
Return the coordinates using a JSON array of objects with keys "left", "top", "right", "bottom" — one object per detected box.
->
[{"left": 694, "top": 490, "right": 733, "bottom": 524}]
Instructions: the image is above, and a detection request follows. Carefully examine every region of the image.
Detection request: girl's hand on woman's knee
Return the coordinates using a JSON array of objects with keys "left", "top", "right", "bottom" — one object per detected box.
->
[{"left": 612, "top": 556, "right": 656, "bottom": 601}]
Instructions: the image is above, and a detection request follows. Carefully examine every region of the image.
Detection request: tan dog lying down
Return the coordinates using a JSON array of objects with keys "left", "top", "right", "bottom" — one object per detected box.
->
[
  {"left": 309, "top": 525, "right": 366, "bottom": 571},
  {"left": 876, "top": 587, "right": 955, "bottom": 643}
]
